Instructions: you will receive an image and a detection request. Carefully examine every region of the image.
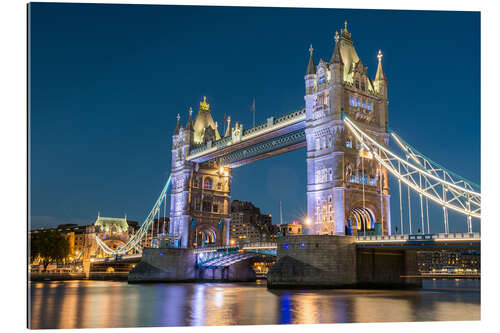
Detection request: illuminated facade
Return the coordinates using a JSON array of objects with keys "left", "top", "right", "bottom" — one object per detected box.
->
[
  {"left": 170, "top": 98, "right": 232, "bottom": 248},
  {"left": 169, "top": 22, "right": 391, "bottom": 246},
  {"left": 305, "top": 22, "right": 391, "bottom": 235},
  {"left": 230, "top": 200, "right": 277, "bottom": 245}
]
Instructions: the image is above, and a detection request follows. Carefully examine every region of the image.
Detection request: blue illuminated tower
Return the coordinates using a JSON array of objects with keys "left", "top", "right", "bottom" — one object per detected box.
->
[{"left": 305, "top": 23, "right": 391, "bottom": 235}]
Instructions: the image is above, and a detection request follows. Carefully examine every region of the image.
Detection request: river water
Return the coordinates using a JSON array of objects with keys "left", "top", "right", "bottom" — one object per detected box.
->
[{"left": 29, "top": 279, "right": 480, "bottom": 329}]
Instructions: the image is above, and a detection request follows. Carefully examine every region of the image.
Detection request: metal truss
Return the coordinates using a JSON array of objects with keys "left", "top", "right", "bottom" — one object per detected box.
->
[
  {"left": 344, "top": 116, "right": 480, "bottom": 233},
  {"left": 220, "top": 129, "right": 306, "bottom": 167}
]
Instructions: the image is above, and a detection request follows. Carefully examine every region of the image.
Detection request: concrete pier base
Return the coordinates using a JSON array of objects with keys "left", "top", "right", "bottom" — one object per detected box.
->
[
  {"left": 267, "top": 235, "right": 422, "bottom": 289},
  {"left": 267, "top": 235, "right": 357, "bottom": 288},
  {"left": 128, "top": 248, "right": 256, "bottom": 283}
]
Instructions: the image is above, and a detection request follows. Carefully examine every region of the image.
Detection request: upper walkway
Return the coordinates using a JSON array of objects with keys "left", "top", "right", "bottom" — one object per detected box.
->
[{"left": 187, "top": 109, "right": 306, "bottom": 167}]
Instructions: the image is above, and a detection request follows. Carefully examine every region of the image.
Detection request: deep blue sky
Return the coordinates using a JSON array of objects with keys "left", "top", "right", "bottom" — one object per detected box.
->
[{"left": 29, "top": 3, "right": 480, "bottom": 233}]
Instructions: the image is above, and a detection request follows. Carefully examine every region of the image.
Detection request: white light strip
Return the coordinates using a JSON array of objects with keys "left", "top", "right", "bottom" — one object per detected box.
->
[
  {"left": 344, "top": 118, "right": 480, "bottom": 219},
  {"left": 345, "top": 117, "right": 480, "bottom": 196}
]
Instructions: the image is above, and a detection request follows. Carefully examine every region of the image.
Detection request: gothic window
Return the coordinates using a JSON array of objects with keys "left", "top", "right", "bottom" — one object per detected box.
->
[
  {"left": 370, "top": 177, "right": 377, "bottom": 186},
  {"left": 356, "top": 98, "right": 361, "bottom": 107},
  {"left": 322, "top": 203, "right": 327, "bottom": 213},
  {"left": 203, "top": 177, "right": 213, "bottom": 189},
  {"left": 350, "top": 96, "right": 355, "bottom": 107},
  {"left": 346, "top": 138, "right": 352, "bottom": 148},
  {"left": 367, "top": 102, "right": 373, "bottom": 111},
  {"left": 328, "top": 205, "right": 333, "bottom": 212},
  {"left": 194, "top": 198, "right": 201, "bottom": 211},
  {"left": 202, "top": 200, "right": 211, "bottom": 212},
  {"left": 361, "top": 82, "right": 365, "bottom": 91},
  {"left": 315, "top": 170, "right": 320, "bottom": 183},
  {"left": 355, "top": 80, "right": 359, "bottom": 89},
  {"left": 321, "top": 137, "right": 326, "bottom": 149},
  {"left": 213, "top": 203, "right": 219, "bottom": 213},
  {"left": 350, "top": 175, "right": 356, "bottom": 183},
  {"left": 328, "top": 135, "right": 333, "bottom": 148},
  {"left": 328, "top": 195, "right": 332, "bottom": 203},
  {"left": 321, "top": 169, "right": 327, "bottom": 182},
  {"left": 217, "top": 182, "right": 222, "bottom": 191},
  {"left": 362, "top": 100, "right": 367, "bottom": 109},
  {"left": 328, "top": 168, "right": 333, "bottom": 181},
  {"left": 315, "top": 137, "right": 321, "bottom": 151}
]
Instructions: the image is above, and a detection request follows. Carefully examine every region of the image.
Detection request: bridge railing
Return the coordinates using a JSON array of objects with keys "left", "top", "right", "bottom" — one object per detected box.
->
[
  {"left": 241, "top": 242, "right": 277, "bottom": 250},
  {"left": 356, "top": 232, "right": 480, "bottom": 242}
]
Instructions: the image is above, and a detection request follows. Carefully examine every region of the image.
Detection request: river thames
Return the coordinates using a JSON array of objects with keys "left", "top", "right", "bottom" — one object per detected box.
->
[{"left": 29, "top": 279, "right": 480, "bottom": 329}]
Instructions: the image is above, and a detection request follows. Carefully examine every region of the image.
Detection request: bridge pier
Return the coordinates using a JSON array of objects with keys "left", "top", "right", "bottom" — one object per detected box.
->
[
  {"left": 128, "top": 248, "right": 256, "bottom": 283},
  {"left": 267, "top": 235, "right": 422, "bottom": 289}
]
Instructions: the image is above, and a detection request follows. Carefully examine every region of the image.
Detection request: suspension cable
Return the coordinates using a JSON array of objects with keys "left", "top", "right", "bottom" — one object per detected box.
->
[{"left": 343, "top": 116, "right": 480, "bottom": 219}]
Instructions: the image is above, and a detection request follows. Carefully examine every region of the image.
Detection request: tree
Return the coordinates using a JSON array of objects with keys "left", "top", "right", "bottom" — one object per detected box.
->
[{"left": 30, "top": 230, "right": 70, "bottom": 272}]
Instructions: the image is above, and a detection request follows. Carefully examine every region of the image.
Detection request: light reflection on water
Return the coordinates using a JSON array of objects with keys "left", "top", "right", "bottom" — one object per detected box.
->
[{"left": 29, "top": 279, "right": 480, "bottom": 329}]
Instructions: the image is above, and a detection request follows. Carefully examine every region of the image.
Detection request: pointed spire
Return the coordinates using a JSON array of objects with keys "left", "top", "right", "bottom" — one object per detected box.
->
[
  {"left": 186, "top": 107, "right": 193, "bottom": 131},
  {"left": 375, "top": 50, "right": 386, "bottom": 81},
  {"left": 224, "top": 116, "right": 231, "bottom": 137},
  {"left": 306, "top": 44, "right": 316, "bottom": 75},
  {"left": 330, "top": 31, "right": 343, "bottom": 64},
  {"left": 341, "top": 20, "right": 352, "bottom": 40},
  {"left": 174, "top": 113, "right": 181, "bottom": 135}
]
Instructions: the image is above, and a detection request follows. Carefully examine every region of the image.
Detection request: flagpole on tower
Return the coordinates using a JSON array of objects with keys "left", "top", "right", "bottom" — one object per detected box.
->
[{"left": 251, "top": 98, "right": 256, "bottom": 128}]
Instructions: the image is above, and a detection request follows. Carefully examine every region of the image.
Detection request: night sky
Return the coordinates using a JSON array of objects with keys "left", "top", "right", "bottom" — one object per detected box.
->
[{"left": 29, "top": 3, "right": 480, "bottom": 233}]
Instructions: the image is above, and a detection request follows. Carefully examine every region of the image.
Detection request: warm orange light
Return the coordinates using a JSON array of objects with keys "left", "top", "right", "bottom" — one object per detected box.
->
[
  {"left": 304, "top": 217, "right": 312, "bottom": 225},
  {"left": 219, "top": 167, "right": 224, "bottom": 174}
]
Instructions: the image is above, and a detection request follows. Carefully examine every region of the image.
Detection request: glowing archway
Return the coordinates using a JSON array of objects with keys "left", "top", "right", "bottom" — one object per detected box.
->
[{"left": 349, "top": 207, "right": 375, "bottom": 231}]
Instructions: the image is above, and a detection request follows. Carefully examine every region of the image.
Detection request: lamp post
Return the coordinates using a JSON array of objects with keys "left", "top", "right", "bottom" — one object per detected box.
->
[{"left": 304, "top": 217, "right": 312, "bottom": 235}]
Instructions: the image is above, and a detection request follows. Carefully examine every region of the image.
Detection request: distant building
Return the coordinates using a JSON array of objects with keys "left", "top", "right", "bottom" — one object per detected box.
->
[
  {"left": 230, "top": 200, "right": 277, "bottom": 245},
  {"left": 417, "top": 250, "right": 480, "bottom": 273},
  {"left": 279, "top": 221, "right": 303, "bottom": 236}
]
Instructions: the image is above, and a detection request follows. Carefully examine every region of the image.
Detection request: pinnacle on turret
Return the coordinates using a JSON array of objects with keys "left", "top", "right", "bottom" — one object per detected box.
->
[
  {"left": 330, "top": 31, "right": 343, "bottom": 64},
  {"left": 224, "top": 116, "right": 231, "bottom": 137},
  {"left": 375, "top": 50, "right": 386, "bottom": 81},
  {"left": 306, "top": 44, "right": 316, "bottom": 75},
  {"left": 174, "top": 113, "right": 181, "bottom": 135},
  {"left": 186, "top": 107, "right": 193, "bottom": 131}
]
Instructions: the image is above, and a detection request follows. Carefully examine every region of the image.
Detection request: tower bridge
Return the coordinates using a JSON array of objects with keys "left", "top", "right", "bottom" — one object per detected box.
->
[{"left": 90, "top": 22, "right": 480, "bottom": 288}]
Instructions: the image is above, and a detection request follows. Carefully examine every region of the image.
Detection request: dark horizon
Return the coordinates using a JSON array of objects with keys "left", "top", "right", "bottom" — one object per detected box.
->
[{"left": 29, "top": 3, "right": 480, "bottom": 233}]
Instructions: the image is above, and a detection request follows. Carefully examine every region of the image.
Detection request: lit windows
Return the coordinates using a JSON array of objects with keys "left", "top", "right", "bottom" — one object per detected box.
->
[
  {"left": 349, "top": 96, "right": 355, "bottom": 107},
  {"left": 203, "top": 177, "right": 213, "bottom": 189},
  {"left": 346, "top": 138, "right": 352, "bottom": 148}
]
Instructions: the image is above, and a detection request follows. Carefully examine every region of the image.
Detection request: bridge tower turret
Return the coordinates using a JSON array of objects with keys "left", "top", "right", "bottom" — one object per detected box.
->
[
  {"left": 170, "top": 98, "right": 232, "bottom": 248},
  {"left": 169, "top": 109, "right": 194, "bottom": 248},
  {"left": 304, "top": 22, "right": 391, "bottom": 236}
]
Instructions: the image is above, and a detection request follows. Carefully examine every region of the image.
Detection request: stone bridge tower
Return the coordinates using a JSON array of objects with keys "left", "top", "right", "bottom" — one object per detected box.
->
[
  {"left": 304, "top": 22, "right": 391, "bottom": 236},
  {"left": 170, "top": 97, "right": 232, "bottom": 248}
]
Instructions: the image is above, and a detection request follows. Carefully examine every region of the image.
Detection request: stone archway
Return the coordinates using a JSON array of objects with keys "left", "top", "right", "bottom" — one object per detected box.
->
[
  {"left": 348, "top": 207, "right": 375, "bottom": 233},
  {"left": 195, "top": 225, "right": 217, "bottom": 248}
]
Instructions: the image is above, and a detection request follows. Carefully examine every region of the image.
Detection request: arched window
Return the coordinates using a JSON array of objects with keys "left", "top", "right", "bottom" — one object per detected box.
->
[
  {"left": 315, "top": 137, "right": 321, "bottom": 151},
  {"left": 328, "top": 168, "right": 333, "bottom": 181},
  {"left": 203, "top": 177, "right": 213, "bottom": 189},
  {"left": 346, "top": 138, "right": 352, "bottom": 148}
]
